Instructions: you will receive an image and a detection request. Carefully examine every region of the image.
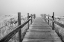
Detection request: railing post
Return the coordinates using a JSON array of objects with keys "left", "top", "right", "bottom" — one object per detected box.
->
[
  {"left": 27, "top": 13, "right": 29, "bottom": 29},
  {"left": 44, "top": 14, "right": 46, "bottom": 21},
  {"left": 31, "top": 14, "right": 32, "bottom": 24},
  {"left": 34, "top": 14, "right": 35, "bottom": 19},
  {"left": 18, "top": 12, "right": 22, "bottom": 42},
  {"left": 35, "top": 14, "right": 36, "bottom": 18},
  {"left": 48, "top": 15, "right": 49, "bottom": 25},
  {"left": 52, "top": 12, "right": 55, "bottom": 30}
]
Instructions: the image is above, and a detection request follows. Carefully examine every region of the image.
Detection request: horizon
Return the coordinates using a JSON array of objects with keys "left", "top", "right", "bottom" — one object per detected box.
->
[{"left": 0, "top": 0, "right": 64, "bottom": 17}]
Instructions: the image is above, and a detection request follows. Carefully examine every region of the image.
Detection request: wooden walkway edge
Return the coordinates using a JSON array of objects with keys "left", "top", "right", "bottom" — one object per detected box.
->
[{"left": 22, "top": 17, "right": 62, "bottom": 42}]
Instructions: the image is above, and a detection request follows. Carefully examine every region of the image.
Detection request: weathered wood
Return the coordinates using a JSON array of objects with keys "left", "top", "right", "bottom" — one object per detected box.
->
[
  {"left": 27, "top": 29, "right": 51, "bottom": 32},
  {"left": 31, "top": 14, "right": 32, "bottom": 24},
  {"left": 18, "top": 12, "right": 22, "bottom": 42},
  {"left": 27, "top": 13, "right": 29, "bottom": 29},
  {"left": 44, "top": 14, "right": 46, "bottom": 21},
  {"left": 23, "top": 39, "right": 61, "bottom": 42},
  {"left": 48, "top": 15, "right": 49, "bottom": 25},
  {"left": 23, "top": 17, "right": 61, "bottom": 42},
  {"left": 24, "top": 32, "right": 52, "bottom": 39},
  {"left": 0, "top": 19, "right": 31, "bottom": 42},
  {"left": 44, "top": 16, "right": 64, "bottom": 28},
  {"left": 52, "top": 12, "right": 55, "bottom": 30},
  {"left": 41, "top": 13, "right": 64, "bottom": 42},
  {"left": 0, "top": 12, "right": 35, "bottom": 42},
  {"left": 54, "top": 21, "right": 64, "bottom": 28},
  {"left": 34, "top": 14, "right": 35, "bottom": 19},
  {"left": 46, "top": 15, "right": 52, "bottom": 18}
]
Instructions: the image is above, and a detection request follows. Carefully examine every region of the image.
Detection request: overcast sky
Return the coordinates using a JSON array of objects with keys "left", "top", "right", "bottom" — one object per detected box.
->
[{"left": 0, "top": 0, "right": 64, "bottom": 17}]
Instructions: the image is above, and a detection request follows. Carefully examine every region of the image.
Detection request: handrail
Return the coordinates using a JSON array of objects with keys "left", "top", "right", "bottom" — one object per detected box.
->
[
  {"left": 41, "top": 12, "right": 64, "bottom": 42},
  {"left": 44, "top": 18, "right": 64, "bottom": 28},
  {"left": 0, "top": 12, "right": 36, "bottom": 42},
  {"left": 0, "top": 19, "right": 31, "bottom": 42},
  {"left": 46, "top": 15, "right": 52, "bottom": 18},
  {"left": 41, "top": 13, "right": 64, "bottom": 28},
  {"left": 45, "top": 14, "right": 57, "bottom": 19}
]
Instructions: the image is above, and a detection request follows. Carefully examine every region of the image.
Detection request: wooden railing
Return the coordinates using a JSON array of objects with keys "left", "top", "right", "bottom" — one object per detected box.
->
[
  {"left": 41, "top": 12, "right": 64, "bottom": 42},
  {"left": 0, "top": 12, "right": 36, "bottom": 42}
]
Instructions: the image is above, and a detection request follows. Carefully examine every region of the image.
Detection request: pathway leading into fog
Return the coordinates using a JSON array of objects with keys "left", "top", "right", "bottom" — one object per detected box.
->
[{"left": 22, "top": 17, "right": 62, "bottom": 42}]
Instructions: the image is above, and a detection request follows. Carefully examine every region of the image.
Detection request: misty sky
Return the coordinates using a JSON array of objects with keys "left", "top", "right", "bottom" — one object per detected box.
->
[{"left": 0, "top": 0, "right": 64, "bottom": 17}]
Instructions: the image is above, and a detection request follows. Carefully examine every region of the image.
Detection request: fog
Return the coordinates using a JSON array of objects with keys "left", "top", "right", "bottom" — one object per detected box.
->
[{"left": 0, "top": 0, "right": 64, "bottom": 17}]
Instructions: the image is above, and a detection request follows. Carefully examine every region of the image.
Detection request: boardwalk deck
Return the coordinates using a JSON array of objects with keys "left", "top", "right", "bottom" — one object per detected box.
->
[{"left": 22, "top": 17, "right": 62, "bottom": 42}]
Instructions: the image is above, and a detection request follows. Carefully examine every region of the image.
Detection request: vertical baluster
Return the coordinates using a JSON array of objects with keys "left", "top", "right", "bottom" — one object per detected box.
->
[
  {"left": 27, "top": 13, "right": 29, "bottom": 29},
  {"left": 35, "top": 14, "right": 36, "bottom": 18},
  {"left": 48, "top": 15, "right": 49, "bottom": 25},
  {"left": 31, "top": 14, "right": 32, "bottom": 24},
  {"left": 52, "top": 12, "right": 55, "bottom": 30},
  {"left": 44, "top": 14, "right": 46, "bottom": 21},
  {"left": 34, "top": 14, "right": 35, "bottom": 19},
  {"left": 18, "top": 12, "right": 22, "bottom": 42}
]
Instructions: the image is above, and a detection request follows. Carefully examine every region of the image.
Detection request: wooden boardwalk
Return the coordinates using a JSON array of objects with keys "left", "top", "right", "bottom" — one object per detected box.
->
[{"left": 22, "top": 17, "right": 62, "bottom": 42}]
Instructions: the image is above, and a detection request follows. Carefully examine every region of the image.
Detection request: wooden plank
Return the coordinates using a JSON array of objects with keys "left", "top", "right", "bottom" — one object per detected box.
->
[
  {"left": 27, "top": 29, "right": 51, "bottom": 32},
  {"left": 22, "top": 17, "right": 62, "bottom": 42},
  {"left": 29, "top": 26, "right": 52, "bottom": 29},
  {"left": 24, "top": 32, "right": 52, "bottom": 39},
  {"left": 31, "top": 24, "right": 49, "bottom": 26},
  {"left": 51, "top": 30, "right": 62, "bottom": 42},
  {"left": 30, "top": 25, "right": 50, "bottom": 27},
  {"left": 23, "top": 39, "right": 61, "bottom": 42}
]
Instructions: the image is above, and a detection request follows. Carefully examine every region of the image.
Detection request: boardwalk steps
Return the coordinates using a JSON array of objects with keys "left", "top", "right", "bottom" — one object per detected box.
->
[{"left": 22, "top": 17, "right": 62, "bottom": 42}]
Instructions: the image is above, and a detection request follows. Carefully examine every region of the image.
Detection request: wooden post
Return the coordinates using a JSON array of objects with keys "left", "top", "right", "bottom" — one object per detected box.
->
[
  {"left": 34, "top": 14, "right": 36, "bottom": 19},
  {"left": 34, "top": 14, "right": 35, "bottom": 19},
  {"left": 18, "top": 12, "right": 22, "bottom": 42},
  {"left": 31, "top": 14, "right": 32, "bottom": 24},
  {"left": 48, "top": 15, "right": 49, "bottom": 25},
  {"left": 52, "top": 12, "right": 54, "bottom": 30},
  {"left": 44, "top": 14, "right": 46, "bottom": 21},
  {"left": 35, "top": 14, "right": 36, "bottom": 18},
  {"left": 27, "top": 13, "right": 29, "bottom": 29}
]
